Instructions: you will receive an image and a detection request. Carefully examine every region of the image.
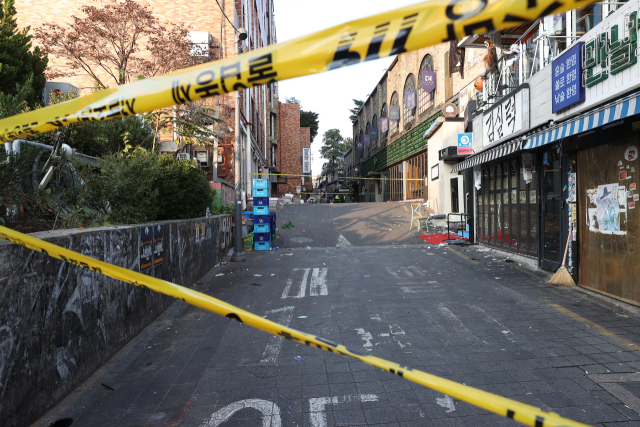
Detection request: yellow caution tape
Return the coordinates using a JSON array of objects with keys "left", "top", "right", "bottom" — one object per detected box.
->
[
  {"left": 0, "top": 224, "right": 591, "bottom": 427},
  {"left": 0, "top": 0, "right": 596, "bottom": 142},
  {"left": 252, "top": 172, "right": 424, "bottom": 181}
]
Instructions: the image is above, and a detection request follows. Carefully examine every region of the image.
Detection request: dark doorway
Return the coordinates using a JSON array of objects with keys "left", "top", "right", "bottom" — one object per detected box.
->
[{"left": 540, "top": 147, "right": 562, "bottom": 271}]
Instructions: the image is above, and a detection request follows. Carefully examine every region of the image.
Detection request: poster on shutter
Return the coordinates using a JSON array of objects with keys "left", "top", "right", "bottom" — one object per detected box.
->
[
  {"left": 568, "top": 172, "right": 576, "bottom": 202},
  {"left": 302, "top": 148, "right": 311, "bottom": 173},
  {"left": 586, "top": 184, "right": 627, "bottom": 235},
  {"left": 474, "top": 167, "right": 481, "bottom": 190}
]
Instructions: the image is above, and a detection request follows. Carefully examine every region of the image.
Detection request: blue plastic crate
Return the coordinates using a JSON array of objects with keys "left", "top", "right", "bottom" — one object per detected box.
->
[
  {"left": 253, "top": 197, "right": 269, "bottom": 206},
  {"left": 253, "top": 206, "right": 270, "bottom": 216},
  {"left": 254, "top": 232, "right": 271, "bottom": 242},
  {"left": 269, "top": 212, "right": 276, "bottom": 225},
  {"left": 253, "top": 179, "right": 269, "bottom": 190},
  {"left": 254, "top": 214, "right": 269, "bottom": 225},
  {"left": 253, "top": 187, "right": 269, "bottom": 197},
  {"left": 242, "top": 211, "right": 254, "bottom": 221},
  {"left": 254, "top": 224, "right": 270, "bottom": 233},
  {"left": 254, "top": 242, "right": 271, "bottom": 251}
]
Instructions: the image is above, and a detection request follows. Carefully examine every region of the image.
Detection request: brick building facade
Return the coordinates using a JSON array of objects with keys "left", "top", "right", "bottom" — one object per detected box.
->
[
  {"left": 15, "top": 0, "right": 281, "bottom": 199},
  {"left": 275, "top": 102, "right": 310, "bottom": 199},
  {"left": 352, "top": 42, "right": 487, "bottom": 202}
]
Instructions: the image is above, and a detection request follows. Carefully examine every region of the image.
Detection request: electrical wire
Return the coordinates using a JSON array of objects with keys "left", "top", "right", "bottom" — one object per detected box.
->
[{"left": 214, "top": 0, "right": 239, "bottom": 32}]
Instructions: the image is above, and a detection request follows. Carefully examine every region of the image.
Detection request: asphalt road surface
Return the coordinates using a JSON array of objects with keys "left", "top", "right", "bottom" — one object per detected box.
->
[
  {"left": 272, "top": 202, "right": 428, "bottom": 249},
  {"left": 35, "top": 203, "right": 640, "bottom": 427}
]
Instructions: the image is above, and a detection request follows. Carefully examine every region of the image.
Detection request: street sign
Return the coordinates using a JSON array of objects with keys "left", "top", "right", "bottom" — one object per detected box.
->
[
  {"left": 457, "top": 133, "right": 473, "bottom": 155},
  {"left": 302, "top": 148, "right": 311, "bottom": 173}
]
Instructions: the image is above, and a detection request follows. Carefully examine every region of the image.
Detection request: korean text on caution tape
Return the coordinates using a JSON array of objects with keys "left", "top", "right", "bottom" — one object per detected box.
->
[
  {"left": 0, "top": 0, "right": 597, "bottom": 142},
  {"left": 0, "top": 225, "right": 592, "bottom": 427}
]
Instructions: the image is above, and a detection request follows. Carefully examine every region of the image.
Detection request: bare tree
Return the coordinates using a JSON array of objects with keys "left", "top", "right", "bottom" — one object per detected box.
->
[{"left": 34, "top": 0, "right": 203, "bottom": 89}]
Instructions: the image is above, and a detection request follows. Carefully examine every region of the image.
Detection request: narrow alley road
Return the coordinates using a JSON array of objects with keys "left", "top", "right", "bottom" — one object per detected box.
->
[{"left": 36, "top": 205, "right": 640, "bottom": 427}]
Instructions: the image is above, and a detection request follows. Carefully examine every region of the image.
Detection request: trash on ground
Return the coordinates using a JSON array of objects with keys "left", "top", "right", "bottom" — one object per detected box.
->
[
  {"left": 271, "top": 274, "right": 275, "bottom": 276},
  {"left": 249, "top": 283, "right": 261, "bottom": 286},
  {"left": 281, "top": 221, "right": 294, "bottom": 229},
  {"left": 495, "top": 277, "right": 502, "bottom": 280},
  {"left": 215, "top": 273, "right": 224, "bottom": 276},
  {"left": 220, "top": 261, "right": 227, "bottom": 266},
  {"left": 477, "top": 248, "right": 490, "bottom": 252},
  {"left": 298, "top": 316, "right": 308, "bottom": 318},
  {"left": 285, "top": 253, "right": 294, "bottom": 256},
  {"left": 254, "top": 274, "right": 262, "bottom": 277},
  {"left": 294, "top": 356, "right": 303, "bottom": 361}
]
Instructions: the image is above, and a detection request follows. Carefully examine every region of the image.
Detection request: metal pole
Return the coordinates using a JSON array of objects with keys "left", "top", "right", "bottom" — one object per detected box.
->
[{"left": 231, "top": 41, "right": 246, "bottom": 263}]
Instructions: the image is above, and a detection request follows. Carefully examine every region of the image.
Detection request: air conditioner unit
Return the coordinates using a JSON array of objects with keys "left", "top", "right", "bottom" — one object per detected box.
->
[
  {"left": 194, "top": 150, "right": 209, "bottom": 167},
  {"left": 177, "top": 153, "right": 191, "bottom": 161}
]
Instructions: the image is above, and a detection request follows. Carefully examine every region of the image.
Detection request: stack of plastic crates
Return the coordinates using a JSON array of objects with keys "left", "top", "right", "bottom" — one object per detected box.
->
[{"left": 252, "top": 179, "right": 271, "bottom": 250}]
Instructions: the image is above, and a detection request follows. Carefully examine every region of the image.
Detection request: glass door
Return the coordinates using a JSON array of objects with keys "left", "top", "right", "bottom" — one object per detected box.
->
[{"left": 540, "top": 148, "right": 562, "bottom": 271}]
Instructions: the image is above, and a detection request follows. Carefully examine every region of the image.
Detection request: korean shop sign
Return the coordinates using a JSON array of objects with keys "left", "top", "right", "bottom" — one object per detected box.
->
[
  {"left": 552, "top": 42, "right": 584, "bottom": 113},
  {"left": 482, "top": 86, "right": 529, "bottom": 148},
  {"left": 584, "top": 11, "right": 637, "bottom": 88}
]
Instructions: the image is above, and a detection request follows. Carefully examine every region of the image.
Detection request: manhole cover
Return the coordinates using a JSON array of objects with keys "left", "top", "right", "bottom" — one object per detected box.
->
[{"left": 290, "top": 237, "right": 313, "bottom": 243}]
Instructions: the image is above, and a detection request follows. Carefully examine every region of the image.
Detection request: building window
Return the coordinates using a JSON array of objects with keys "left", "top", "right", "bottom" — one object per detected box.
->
[
  {"left": 380, "top": 104, "right": 388, "bottom": 143},
  {"left": 418, "top": 54, "right": 435, "bottom": 115},
  {"left": 403, "top": 74, "right": 416, "bottom": 126},
  {"left": 390, "top": 92, "right": 399, "bottom": 135}
]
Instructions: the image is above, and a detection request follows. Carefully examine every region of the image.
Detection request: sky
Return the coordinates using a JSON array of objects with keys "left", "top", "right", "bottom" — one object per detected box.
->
[{"left": 273, "top": 0, "right": 419, "bottom": 176}]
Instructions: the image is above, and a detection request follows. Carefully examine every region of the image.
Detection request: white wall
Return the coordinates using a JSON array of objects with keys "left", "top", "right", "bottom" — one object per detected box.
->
[
  {"left": 427, "top": 120, "right": 466, "bottom": 215},
  {"left": 529, "top": 65, "right": 553, "bottom": 128}
]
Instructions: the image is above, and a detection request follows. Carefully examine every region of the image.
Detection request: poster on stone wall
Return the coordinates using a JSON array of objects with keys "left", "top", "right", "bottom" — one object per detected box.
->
[
  {"left": 153, "top": 224, "right": 164, "bottom": 266},
  {"left": 140, "top": 226, "right": 153, "bottom": 271}
]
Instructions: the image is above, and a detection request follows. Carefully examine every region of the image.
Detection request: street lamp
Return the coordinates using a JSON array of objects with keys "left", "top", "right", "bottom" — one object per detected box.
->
[{"left": 231, "top": 28, "right": 248, "bottom": 263}]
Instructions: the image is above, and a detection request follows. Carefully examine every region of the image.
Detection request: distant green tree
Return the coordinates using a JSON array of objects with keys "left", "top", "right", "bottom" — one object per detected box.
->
[
  {"left": 348, "top": 99, "right": 365, "bottom": 122},
  {"left": 300, "top": 110, "right": 319, "bottom": 143},
  {"left": 0, "top": 0, "right": 48, "bottom": 106},
  {"left": 344, "top": 137, "right": 353, "bottom": 151},
  {"left": 285, "top": 96, "right": 300, "bottom": 104},
  {"left": 320, "top": 129, "right": 348, "bottom": 174}
]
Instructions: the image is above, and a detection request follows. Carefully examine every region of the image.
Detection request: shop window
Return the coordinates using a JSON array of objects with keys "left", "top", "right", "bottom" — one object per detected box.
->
[
  {"left": 419, "top": 54, "right": 435, "bottom": 115},
  {"left": 403, "top": 74, "right": 416, "bottom": 126}
]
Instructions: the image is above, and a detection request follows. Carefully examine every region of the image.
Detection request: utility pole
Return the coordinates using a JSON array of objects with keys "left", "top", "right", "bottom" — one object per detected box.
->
[{"left": 231, "top": 28, "right": 248, "bottom": 263}]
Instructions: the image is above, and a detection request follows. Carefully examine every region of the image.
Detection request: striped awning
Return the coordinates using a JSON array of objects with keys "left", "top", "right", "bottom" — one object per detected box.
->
[
  {"left": 524, "top": 90, "right": 640, "bottom": 149},
  {"left": 450, "top": 138, "right": 522, "bottom": 173}
]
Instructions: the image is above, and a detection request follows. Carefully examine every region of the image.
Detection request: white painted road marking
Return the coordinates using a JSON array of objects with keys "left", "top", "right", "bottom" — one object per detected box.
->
[
  {"left": 309, "top": 394, "right": 378, "bottom": 427},
  {"left": 336, "top": 234, "right": 352, "bottom": 247},
  {"left": 355, "top": 328, "right": 374, "bottom": 351},
  {"left": 282, "top": 268, "right": 328, "bottom": 299},
  {"left": 244, "top": 306, "right": 295, "bottom": 365},
  {"left": 201, "top": 398, "right": 281, "bottom": 427},
  {"left": 437, "top": 303, "right": 479, "bottom": 342},
  {"left": 309, "top": 268, "right": 328, "bottom": 296}
]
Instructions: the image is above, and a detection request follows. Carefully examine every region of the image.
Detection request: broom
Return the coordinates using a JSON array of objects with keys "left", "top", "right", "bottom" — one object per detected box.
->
[{"left": 548, "top": 225, "right": 576, "bottom": 287}]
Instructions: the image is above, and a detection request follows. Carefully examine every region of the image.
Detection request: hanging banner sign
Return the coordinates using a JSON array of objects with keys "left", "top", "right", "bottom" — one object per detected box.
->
[
  {"left": 302, "top": 147, "right": 311, "bottom": 173},
  {"left": 474, "top": 166, "right": 482, "bottom": 190},
  {"left": 389, "top": 106, "right": 400, "bottom": 122},
  {"left": 370, "top": 126, "right": 378, "bottom": 140},
  {"left": 363, "top": 134, "right": 371, "bottom": 146},
  {"left": 552, "top": 42, "right": 584, "bottom": 113},
  {"left": 421, "top": 70, "right": 437, "bottom": 93},
  {"left": 405, "top": 92, "right": 416, "bottom": 109},
  {"left": 380, "top": 117, "right": 388, "bottom": 133},
  {"left": 356, "top": 139, "right": 364, "bottom": 152}
]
